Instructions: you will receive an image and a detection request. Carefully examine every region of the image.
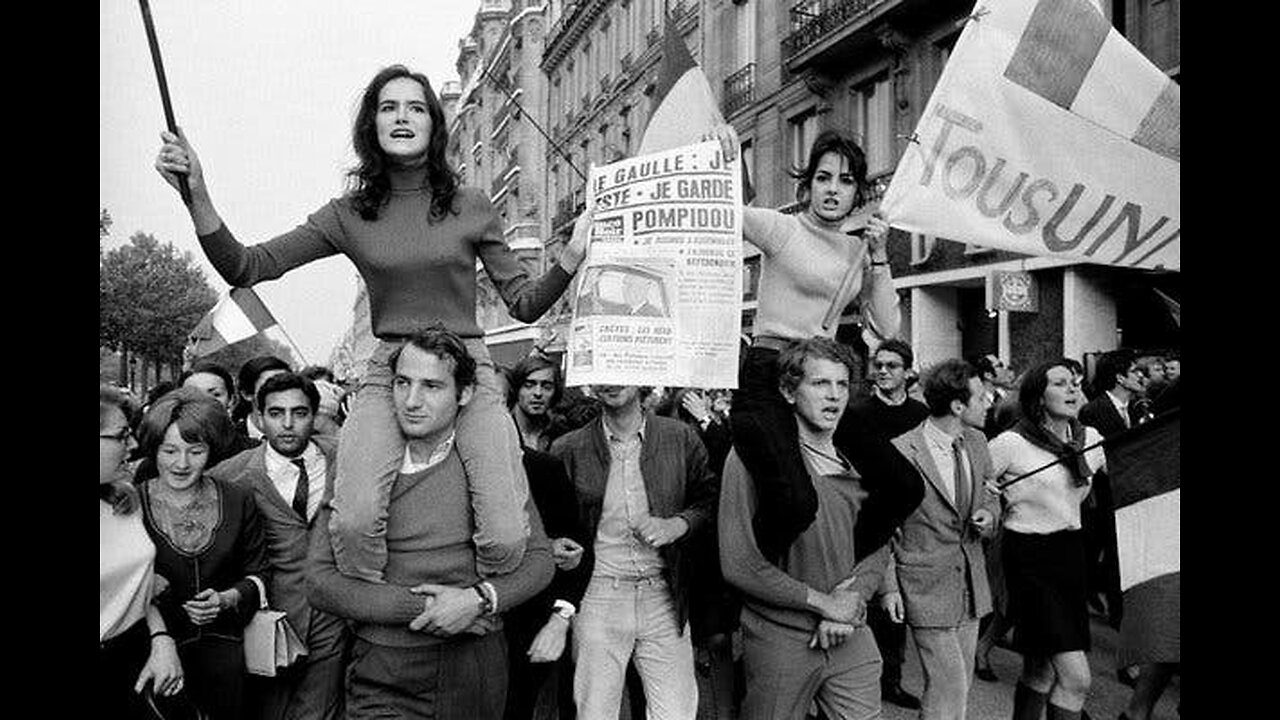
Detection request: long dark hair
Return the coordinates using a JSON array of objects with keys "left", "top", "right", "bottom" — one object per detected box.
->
[
  {"left": 790, "top": 129, "right": 869, "bottom": 211},
  {"left": 347, "top": 65, "right": 459, "bottom": 222}
]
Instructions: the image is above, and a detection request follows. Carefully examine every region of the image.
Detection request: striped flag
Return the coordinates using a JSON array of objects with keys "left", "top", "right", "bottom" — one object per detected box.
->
[
  {"left": 639, "top": 11, "right": 754, "bottom": 202},
  {"left": 881, "top": 0, "right": 1179, "bottom": 270},
  {"left": 186, "top": 287, "right": 280, "bottom": 359},
  {"left": 1110, "top": 408, "right": 1180, "bottom": 665}
]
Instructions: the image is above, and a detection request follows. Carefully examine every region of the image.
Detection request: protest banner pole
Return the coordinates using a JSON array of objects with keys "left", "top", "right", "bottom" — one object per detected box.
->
[
  {"left": 138, "top": 0, "right": 191, "bottom": 205},
  {"left": 479, "top": 63, "right": 587, "bottom": 183},
  {"left": 992, "top": 408, "right": 1180, "bottom": 492}
]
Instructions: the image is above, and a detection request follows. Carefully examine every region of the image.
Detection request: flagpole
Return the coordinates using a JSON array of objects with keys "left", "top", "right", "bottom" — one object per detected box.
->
[
  {"left": 137, "top": 0, "right": 191, "bottom": 205},
  {"left": 478, "top": 63, "right": 587, "bottom": 182}
]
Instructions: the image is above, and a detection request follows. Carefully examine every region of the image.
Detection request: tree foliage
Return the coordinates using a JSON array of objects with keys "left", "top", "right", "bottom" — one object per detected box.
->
[{"left": 100, "top": 231, "right": 218, "bottom": 369}]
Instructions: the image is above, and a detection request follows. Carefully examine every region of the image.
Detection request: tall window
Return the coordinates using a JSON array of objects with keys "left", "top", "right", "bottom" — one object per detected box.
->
[
  {"left": 851, "top": 74, "right": 893, "bottom": 175},
  {"left": 740, "top": 138, "right": 755, "bottom": 194},
  {"left": 736, "top": 0, "right": 756, "bottom": 67},
  {"left": 789, "top": 108, "right": 819, "bottom": 172}
]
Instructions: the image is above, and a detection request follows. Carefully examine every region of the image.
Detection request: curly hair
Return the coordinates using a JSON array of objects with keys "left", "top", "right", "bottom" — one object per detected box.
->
[
  {"left": 777, "top": 337, "right": 857, "bottom": 396},
  {"left": 347, "top": 65, "right": 459, "bottom": 222}
]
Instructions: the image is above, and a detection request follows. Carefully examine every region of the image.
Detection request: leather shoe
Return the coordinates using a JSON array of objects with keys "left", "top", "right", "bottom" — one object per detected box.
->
[{"left": 881, "top": 684, "right": 921, "bottom": 710}]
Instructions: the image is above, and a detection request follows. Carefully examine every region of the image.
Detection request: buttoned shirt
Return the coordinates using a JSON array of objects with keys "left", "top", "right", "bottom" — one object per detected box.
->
[
  {"left": 592, "top": 416, "right": 665, "bottom": 578},
  {"left": 922, "top": 418, "right": 971, "bottom": 506},
  {"left": 1105, "top": 389, "right": 1131, "bottom": 428},
  {"left": 263, "top": 440, "right": 327, "bottom": 521}
]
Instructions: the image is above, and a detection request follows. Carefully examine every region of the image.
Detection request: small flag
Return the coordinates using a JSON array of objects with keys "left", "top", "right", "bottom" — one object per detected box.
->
[
  {"left": 639, "top": 12, "right": 754, "bottom": 202},
  {"left": 1110, "top": 409, "right": 1180, "bottom": 666},
  {"left": 186, "top": 287, "right": 280, "bottom": 359}
]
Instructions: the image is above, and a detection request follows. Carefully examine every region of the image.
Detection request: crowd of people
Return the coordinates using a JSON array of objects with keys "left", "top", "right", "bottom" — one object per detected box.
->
[{"left": 100, "top": 62, "right": 1179, "bottom": 720}]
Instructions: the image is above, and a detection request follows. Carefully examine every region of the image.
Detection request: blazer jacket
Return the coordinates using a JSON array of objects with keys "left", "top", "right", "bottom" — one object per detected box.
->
[
  {"left": 1079, "top": 394, "right": 1131, "bottom": 440},
  {"left": 209, "top": 434, "right": 342, "bottom": 642},
  {"left": 885, "top": 422, "right": 999, "bottom": 628},
  {"left": 549, "top": 414, "right": 718, "bottom": 632}
]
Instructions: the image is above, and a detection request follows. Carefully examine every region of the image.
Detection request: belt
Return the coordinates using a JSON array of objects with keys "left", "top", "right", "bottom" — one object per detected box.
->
[{"left": 751, "top": 335, "right": 791, "bottom": 351}]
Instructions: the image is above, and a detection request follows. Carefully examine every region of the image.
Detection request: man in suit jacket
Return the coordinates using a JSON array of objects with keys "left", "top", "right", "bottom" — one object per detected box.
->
[
  {"left": 209, "top": 372, "right": 348, "bottom": 720},
  {"left": 1079, "top": 349, "right": 1145, "bottom": 631},
  {"left": 881, "top": 359, "right": 1000, "bottom": 720}
]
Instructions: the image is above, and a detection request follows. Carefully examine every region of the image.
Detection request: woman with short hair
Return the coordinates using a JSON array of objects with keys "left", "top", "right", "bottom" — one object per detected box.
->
[{"left": 136, "top": 387, "right": 270, "bottom": 719}]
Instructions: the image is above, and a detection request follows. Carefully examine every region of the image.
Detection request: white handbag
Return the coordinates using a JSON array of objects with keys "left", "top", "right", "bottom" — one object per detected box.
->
[{"left": 242, "top": 575, "right": 308, "bottom": 677}]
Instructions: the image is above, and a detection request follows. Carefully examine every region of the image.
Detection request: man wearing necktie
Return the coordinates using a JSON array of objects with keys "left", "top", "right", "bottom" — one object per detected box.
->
[
  {"left": 880, "top": 359, "right": 1001, "bottom": 720},
  {"left": 208, "top": 372, "right": 348, "bottom": 720}
]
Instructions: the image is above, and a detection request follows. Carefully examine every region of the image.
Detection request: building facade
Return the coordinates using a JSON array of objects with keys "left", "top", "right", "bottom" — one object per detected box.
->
[{"left": 706, "top": 0, "right": 1180, "bottom": 377}]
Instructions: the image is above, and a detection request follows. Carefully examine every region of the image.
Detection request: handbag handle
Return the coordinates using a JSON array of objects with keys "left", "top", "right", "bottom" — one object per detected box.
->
[{"left": 246, "top": 575, "right": 268, "bottom": 611}]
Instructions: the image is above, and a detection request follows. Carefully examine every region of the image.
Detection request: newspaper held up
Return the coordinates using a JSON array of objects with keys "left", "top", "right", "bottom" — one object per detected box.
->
[{"left": 566, "top": 140, "right": 742, "bottom": 389}]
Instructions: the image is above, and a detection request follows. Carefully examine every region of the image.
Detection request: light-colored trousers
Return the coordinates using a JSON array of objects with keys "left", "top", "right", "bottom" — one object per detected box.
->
[
  {"left": 328, "top": 337, "right": 531, "bottom": 581},
  {"left": 911, "top": 619, "right": 981, "bottom": 720},
  {"left": 573, "top": 575, "right": 698, "bottom": 720}
]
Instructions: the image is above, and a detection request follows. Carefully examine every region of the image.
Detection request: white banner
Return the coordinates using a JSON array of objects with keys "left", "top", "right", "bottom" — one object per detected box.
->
[
  {"left": 566, "top": 141, "right": 742, "bottom": 388},
  {"left": 881, "top": 0, "right": 1179, "bottom": 271}
]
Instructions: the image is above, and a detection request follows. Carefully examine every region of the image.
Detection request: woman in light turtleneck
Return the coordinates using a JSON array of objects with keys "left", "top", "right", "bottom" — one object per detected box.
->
[
  {"left": 716, "top": 127, "right": 919, "bottom": 575},
  {"left": 155, "top": 65, "right": 590, "bottom": 589}
]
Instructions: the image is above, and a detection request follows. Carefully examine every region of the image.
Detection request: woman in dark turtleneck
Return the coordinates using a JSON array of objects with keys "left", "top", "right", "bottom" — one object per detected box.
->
[{"left": 154, "top": 64, "right": 590, "bottom": 589}]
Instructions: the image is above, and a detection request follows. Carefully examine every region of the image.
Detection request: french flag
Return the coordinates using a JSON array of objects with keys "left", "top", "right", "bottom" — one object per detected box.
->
[{"left": 185, "top": 287, "right": 280, "bottom": 359}]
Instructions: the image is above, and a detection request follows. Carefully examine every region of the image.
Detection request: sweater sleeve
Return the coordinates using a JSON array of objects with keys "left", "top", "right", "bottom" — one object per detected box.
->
[
  {"left": 196, "top": 201, "right": 344, "bottom": 287},
  {"left": 472, "top": 192, "right": 574, "bottom": 323},
  {"left": 486, "top": 494, "right": 555, "bottom": 614},
  {"left": 718, "top": 452, "right": 815, "bottom": 612},
  {"left": 741, "top": 207, "right": 794, "bottom": 257},
  {"left": 844, "top": 541, "right": 891, "bottom": 601},
  {"left": 305, "top": 504, "right": 426, "bottom": 625},
  {"left": 858, "top": 259, "right": 901, "bottom": 341}
]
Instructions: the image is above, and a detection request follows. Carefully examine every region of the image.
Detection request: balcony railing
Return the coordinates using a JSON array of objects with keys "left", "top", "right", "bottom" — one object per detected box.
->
[
  {"left": 782, "top": 0, "right": 886, "bottom": 62},
  {"left": 647, "top": 27, "right": 660, "bottom": 47},
  {"left": 600, "top": 75, "right": 612, "bottom": 93},
  {"left": 620, "top": 52, "right": 633, "bottom": 73},
  {"left": 722, "top": 62, "right": 756, "bottom": 117}
]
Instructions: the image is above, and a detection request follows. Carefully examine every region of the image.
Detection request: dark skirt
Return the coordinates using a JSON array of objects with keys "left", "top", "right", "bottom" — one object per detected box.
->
[{"left": 1002, "top": 528, "right": 1090, "bottom": 655}]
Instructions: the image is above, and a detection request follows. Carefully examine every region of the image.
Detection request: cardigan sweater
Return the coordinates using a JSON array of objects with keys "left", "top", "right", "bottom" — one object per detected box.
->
[
  {"left": 719, "top": 447, "right": 889, "bottom": 634},
  {"left": 548, "top": 414, "right": 718, "bottom": 632},
  {"left": 306, "top": 450, "right": 554, "bottom": 648},
  {"left": 197, "top": 169, "right": 571, "bottom": 340},
  {"left": 742, "top": 207, "right": 899, "bottom": 342}
]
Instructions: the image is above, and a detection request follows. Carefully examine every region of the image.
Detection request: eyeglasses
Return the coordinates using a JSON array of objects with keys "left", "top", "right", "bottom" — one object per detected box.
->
[
  {"left": 100, "top": 427, "right": 134, "bottom": 443},
  {"left": 872, "top": 361, "right": 904, "bottom": 370}
]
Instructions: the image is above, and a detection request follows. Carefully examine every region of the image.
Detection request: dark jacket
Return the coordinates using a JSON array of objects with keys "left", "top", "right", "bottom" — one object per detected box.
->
[{"left": 550, "top": 414, "right": 718, "bottom": 632}]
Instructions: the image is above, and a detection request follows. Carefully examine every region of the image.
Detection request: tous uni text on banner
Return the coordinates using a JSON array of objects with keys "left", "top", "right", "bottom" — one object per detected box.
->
[
  {"left": 880, "top": 0, "right": 1179, "bottom": 271},
  {"left": 566, "top": 140, "right": 742, "bottom": 389}
]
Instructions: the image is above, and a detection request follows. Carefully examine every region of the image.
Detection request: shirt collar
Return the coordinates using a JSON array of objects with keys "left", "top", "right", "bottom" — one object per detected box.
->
[
  {"left": 401, "top": 431, "right": 457, "bottom": 474},
  {"left": 923, "top": 417, "right": 960, "bottom": 451},
  {"left": 1105, "top": 389, "right": 1129, "bottom": 413},
  {"left": 263, "top": 440, "right": 321, "bottom": 476},
  {"left": 602, "top": 414, "right": 646, "bottom": 443}
]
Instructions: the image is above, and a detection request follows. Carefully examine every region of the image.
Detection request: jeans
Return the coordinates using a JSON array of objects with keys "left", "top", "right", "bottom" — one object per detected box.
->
[
  {"left": 912, "top": 620, "right": 980, "bottom": 720},
  {"left": 329, "top": 338, "right": 531, "bottom": 581},
  {"left": 573, "top": 575, "right": 698, "bottom": 719}
]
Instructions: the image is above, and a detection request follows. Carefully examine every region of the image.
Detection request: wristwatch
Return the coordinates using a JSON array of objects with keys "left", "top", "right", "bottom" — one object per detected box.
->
[{"left": 552, "top": 600, "right": 577, "bottom": 621}]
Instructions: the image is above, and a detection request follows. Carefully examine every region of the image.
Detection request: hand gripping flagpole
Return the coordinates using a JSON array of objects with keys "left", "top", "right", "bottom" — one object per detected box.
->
[{"left": 138, "top": 0, "right": 192, "bottom": 205}]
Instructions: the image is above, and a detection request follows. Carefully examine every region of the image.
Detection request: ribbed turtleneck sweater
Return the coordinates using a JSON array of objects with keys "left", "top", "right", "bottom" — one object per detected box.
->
[{"left": 197, "top": 167, "right": 572, "bottom": 339}]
